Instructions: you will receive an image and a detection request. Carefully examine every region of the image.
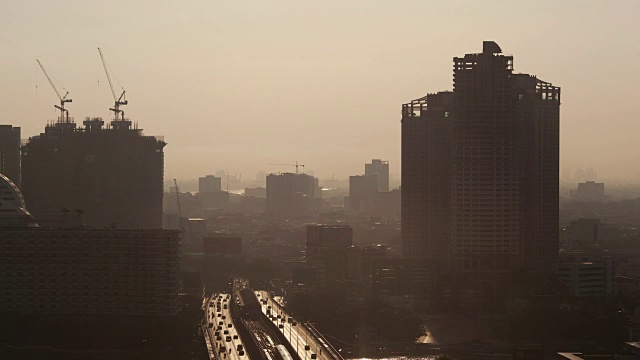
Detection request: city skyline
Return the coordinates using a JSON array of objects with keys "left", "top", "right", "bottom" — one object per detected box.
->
[{"left": 2, "top": 1, "right": 640, "bottom": 181}]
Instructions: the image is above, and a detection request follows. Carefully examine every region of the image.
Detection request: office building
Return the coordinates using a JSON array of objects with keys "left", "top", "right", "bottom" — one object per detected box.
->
[
  {"left": 306, "top": 225, "right": 353, "bottom": 288},
  {"left": 556, "top": 258, "right": 614, "bottom": 297},
  {"left": 373, "top": 188, "right": 401, "bottom": 221},
  {"left": 199, "top": 175, "right": 222, "bottom": 193},
  {"left": 365, "top": 159, "right": 389, "bottom": 192},
  {"left": 570, "top": 181, "right": 608, "bottom": 202},
  {"left": 266, "top": 172, "right": 321, "bottom": 216},
  {"left": 0, "top": 177, "right": 181, "bottom": 315},
  {"left": 401, "top": 41, "right": 560, "bottom": 290},
  {"left": 348, "top": 174, "right": 378, "bottom": 212},
  {"left": 21, "top": 117, "right": 165, "bottom": 229},
  {"left": 0, "top": 125, "right": 21, "bottom": 188}
]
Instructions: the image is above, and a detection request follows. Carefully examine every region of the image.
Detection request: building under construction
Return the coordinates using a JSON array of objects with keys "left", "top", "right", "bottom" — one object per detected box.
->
[{"left": 22, "top": 117, "right": 166, "bottom": 229}]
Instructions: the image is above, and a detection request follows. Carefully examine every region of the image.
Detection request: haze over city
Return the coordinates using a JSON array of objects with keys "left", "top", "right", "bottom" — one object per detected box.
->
[{"left": 2, "top": 0, "right": 640, "bottom": 181}]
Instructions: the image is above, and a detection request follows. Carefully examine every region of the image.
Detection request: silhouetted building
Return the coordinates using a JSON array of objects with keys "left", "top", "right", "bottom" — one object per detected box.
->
[
  {"left": 266, "top": 172, "right": 320, "bottom": 216},
  {"left": 0, "top": 228, "right": 181, "bottom": 315},
  {"left": 0, "top": 125, "right": 21, "bottom": 188},
  {"left": 365, "top": 159, "right": 389, "bottom": 192},
  {"left": 373, "top": 189, "right": 401, "bottom": 221},
  {"left": 22, "top": 118, "right": 165, "bottom": 228},
  {"left": 568, "top": 218, "right": 600, "bottom": 245},
  {"left": 0, "top": 179, "right": 180, "bottom": 315},
  {"left": 199, "top": 175, "right": 222, "bottom": 193},
  {"left": 556, "top": 257, "right": 614, "bottom": 297},
  {"left": 401, "top": 41, "right": 560, "bottom": 294},
  {"left": 203, "top": 235, "right": 242, "bottom": 255},
  {"left": 244, "top": 187, "right": 266, "bottom": 198},
  {"left": 306, "top": 225, "right": 352, "bottom": 288},
  {"left": 570, "top": 181, "right": 608, "bottom": 202},
  {"left": 348, "top": 174, "right": 378, "bottom": 212}
]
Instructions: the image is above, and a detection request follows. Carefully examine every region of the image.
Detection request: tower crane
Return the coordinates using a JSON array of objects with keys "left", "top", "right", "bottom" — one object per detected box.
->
[
  {"left": 36, "top": 59, "right": 72, "bottom": 123},
  {"left": 98, "top": 47, "right": 127, "bottom": 121},
  {"left": 270, "top": 161, "right": 305, "bottom": 175}
]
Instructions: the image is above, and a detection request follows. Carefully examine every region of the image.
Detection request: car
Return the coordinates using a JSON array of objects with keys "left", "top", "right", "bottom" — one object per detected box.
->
[
  {"left": 208, "top": 323, "right": 213, "bottom": 328},
  {"left": 277, "top": 315, "right": 281, "bottom": 319},
  {"left": 224, "top": 330, "right": 229, "bottom": 335},
  {"left": 226, "top": 336, "right": 231, "bottom": 342},
  {"left": 233, "top": 335, "right": 238, "bottom": 339},
  {"left": 238, "top": 350, "right": 245, "bottom": 356},
  {"left": 278, "top": 324, "right": 284, "bottom": 329},
  {"left": 216, "top": 335, "right": 221, "bottom": 341},
  {"left": 217, "top": 326, "right": 222, "bottom": 330},
  {"left": 292, "top": 321, "right": 297, "bottom": 326},
  {"left": 218, "top": 346, "right": 225, "bottom": 353},
  {"left": 222, "top": 315, "right": 226, "bottom": 320},
  {"left": 228, "top": 324, "right": 233, "bottom": 328},
  {"left": 311, "top": 354, "right": 317, "bottom": 359},
  {"left": 305, "top": 345, "right": 310, "bottom": 351},
  {"left": 219, "top": 321, "right": 223, "bottom": 325}
]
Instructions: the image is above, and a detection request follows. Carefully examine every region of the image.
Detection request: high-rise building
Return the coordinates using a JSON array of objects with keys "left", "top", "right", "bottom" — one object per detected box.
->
[
  {"left": 570, "top": 181, "right": 608, "bottom": 202},
  {"left": 199, "top": 175, "right": 222, "bottom": 193},
  {"left": 0, "top": 175, "right": 181, "bottom": 315},
  {"left": 266, "top": 172, "right": 320, "bottom": 216},
  {"left": 365, "top": 159, "right": 389, "bottom": 192},
  {"left": 0, "top": 125, "right": 21, "bottom": 188},
  {"left": 401, "top": 41, "right": 560, "bottom": 288},
  {"left": 22, "top": 118, "right": 166, "bottom": 229},
  {"left": 348, "top": 174, "right": 378, "bottom": 212},
  {"left": 306, "top": 225, "right": 353, "bottom": 288}
]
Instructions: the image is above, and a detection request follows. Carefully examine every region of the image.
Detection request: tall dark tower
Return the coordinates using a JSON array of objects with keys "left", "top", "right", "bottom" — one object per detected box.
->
[
  {"left": 22, "top": 117, "right": 166, "bottom": 229},
  {"left": 401, "top": 41, "right": 560, "bottom": 293}
]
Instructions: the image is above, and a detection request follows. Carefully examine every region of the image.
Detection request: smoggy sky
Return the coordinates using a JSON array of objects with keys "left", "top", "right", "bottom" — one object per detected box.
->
[{"left": 2, "top": 1, "right": 640, "bottom": 183}]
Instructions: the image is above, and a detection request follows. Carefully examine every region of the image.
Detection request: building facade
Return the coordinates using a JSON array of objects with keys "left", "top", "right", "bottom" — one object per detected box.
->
[
  {"left": 22, "top": 118, "right": 165, "bottom": 229},
  {"left": 0, "top": 228, "right": 181, "bottom": 315},
  {"left": 365, "top": 159, "right": 389, "bottom": 192},
  {"left": 348, "top": 174, "right": 378, "bottom": 213},
  {"left": 401, "top": 41, "right": 560, "bottom": 293},
  {"left": 0, "top": 125, "right": 21, "bottom": 189},
  {"left": 266, "top": 172, "right": 320, "bottom": 216},
  {"left": 199, "top": 175, "right": 222, "bottom": 193}
]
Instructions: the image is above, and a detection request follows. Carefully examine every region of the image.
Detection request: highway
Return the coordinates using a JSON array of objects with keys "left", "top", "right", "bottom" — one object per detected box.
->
[
  {"left": 206, "top": 293, "right": 249, "bottom": 360},
  {"left": 256, "top": 291, "right": 341, "bottom": 360}
]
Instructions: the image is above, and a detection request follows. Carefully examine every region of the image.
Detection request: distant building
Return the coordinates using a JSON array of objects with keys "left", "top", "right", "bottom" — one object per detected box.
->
[
  {"left": 306, "top": 225, "right": 353, "bottom": 288},
  {"left": 199, "top": 175, "right": 222, "bottom": 193},
  {"left": 556, "top": 257, "right": 614, "bottom": 297},
  {"left": 570, "top": 181, "right": 608, "bottom": 202},
  {"left": 401, "top": 41, "right": 560, "bottom": 299},
  {"left": 365, "top": 159, "right": 389, "bottom": 192},
  {"left": 348, "top": 174, "right": 378, "bottom": 212},
  {"left": 373, "top": 189, "right": 401, "bottom": 221},
  {"left": 22, "top": 118, "right": 165, "bottom": 229},
  {"left": 0, "top": 125, "right": 21, "bottom": 188},
  {"left": 244, "top": 187, "right": 266, "bottom": 198},
  {"left": 203, "top": 235, "right": 242, "bottom": 255},
  {"left": 568, "top": 218, "right": 600, "bottom": 245},
  {"left": 266, "top": 172, "right": 321, "bottom": 216},
  {"left": 184, "top": 218, "right": 207, "bottom": 252}
]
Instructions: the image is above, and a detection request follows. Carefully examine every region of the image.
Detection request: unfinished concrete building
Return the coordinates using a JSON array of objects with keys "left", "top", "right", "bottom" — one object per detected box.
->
[{"left": 21, "top": 117, "right": 166, "bottom": 229}]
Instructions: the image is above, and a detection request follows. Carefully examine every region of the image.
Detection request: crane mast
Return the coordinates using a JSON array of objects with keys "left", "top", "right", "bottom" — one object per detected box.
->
[
  {"left": 98, "top": 47, "right": 128, "bottom": 122},
  {"left": 36, "top": 59, "right": 72, "bottom": 123}
]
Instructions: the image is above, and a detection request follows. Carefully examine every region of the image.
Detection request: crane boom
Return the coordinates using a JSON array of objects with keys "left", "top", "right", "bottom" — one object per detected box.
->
[
  {"left": 36, "top": 59, "right": 72, "bottom": 123},
  {"left": 97, "top": 47, "right": 127, "bottom": 121},
  {"left": 270, "top": 161, "right": 305, "bottom": 174}
]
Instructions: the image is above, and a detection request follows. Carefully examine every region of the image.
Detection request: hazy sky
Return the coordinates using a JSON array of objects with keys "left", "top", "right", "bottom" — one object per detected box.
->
[{"left": 2, "top": 1, "right": 640, "bottom": 182}]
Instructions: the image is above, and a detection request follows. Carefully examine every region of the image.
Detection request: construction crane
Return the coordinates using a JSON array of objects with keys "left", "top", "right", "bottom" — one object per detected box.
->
[
  {"left": 270, "top": 161, "right": 305, "bottom": 175},
  {"left": 98, "top": 47, "right": 127, "bottom": 121},
  {"left": 173, "top": 179, "right": 185, "bottom": 233},
  {"left": 36, "top": 59, "right": 72, "bottom": 123}
]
